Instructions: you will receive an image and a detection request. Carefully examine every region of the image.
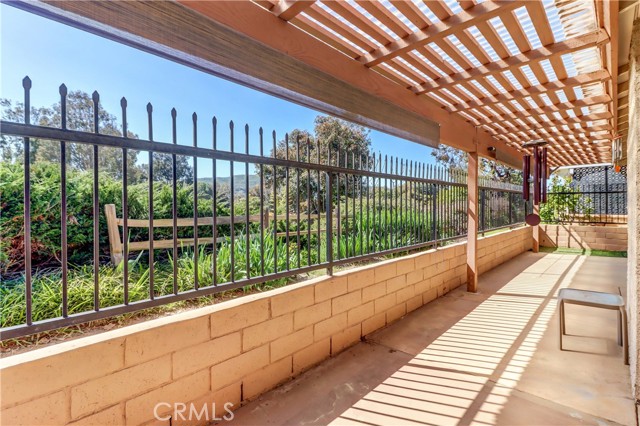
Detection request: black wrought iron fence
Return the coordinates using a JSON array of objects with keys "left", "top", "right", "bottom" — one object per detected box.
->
[
  {"left": 542, "top": 166, "right": 627, "bottom": 224},
  {"left": 479, "top": 177, "right": 528, "bottom": 234},
  {"left": 0, "top": 78, "right": 523, "bottom": 339}
]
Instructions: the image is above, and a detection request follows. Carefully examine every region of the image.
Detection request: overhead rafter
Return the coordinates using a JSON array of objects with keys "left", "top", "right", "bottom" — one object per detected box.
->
[
  {"left": 362, "top": 1, "right": 525, "bottom": 67},
  {"left": 449, "top": 70, "right": 611, "bottom": 112},
  {"left": 414, "top": 29, "right": 609, "bottom": 94}
]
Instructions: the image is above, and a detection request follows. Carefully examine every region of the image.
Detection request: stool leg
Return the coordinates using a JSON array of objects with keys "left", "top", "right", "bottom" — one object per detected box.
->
[
  {"left": 617, "top": 310, "right": 622, "bottom": 346},
  {"left": 559, "top": 300, "right": 564, "bottom": 350}
]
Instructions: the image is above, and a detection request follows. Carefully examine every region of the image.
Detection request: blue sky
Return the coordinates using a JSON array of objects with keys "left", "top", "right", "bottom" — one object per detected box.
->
[{"left": 0, "top": 4, "right": 438, "bottom": 178}]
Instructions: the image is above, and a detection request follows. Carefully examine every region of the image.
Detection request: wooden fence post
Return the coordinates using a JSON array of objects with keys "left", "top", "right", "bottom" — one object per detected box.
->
[{"left": 104, "top": 204, "right": 123, "bottom": 265}]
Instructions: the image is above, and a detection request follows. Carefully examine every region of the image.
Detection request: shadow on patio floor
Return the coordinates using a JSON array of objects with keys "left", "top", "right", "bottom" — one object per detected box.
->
[{"left": 227, "top": 252, "right": 633, "bottom": 426}]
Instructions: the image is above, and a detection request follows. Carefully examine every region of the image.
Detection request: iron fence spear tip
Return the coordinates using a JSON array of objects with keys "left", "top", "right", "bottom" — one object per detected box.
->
[
  {"left": 171, "top": 108, "right": 177, "bottom": 117},
  {"left": 92, "top": 91, "right": 100, "bottom": 102},
  {"left": 22, "top": 76, "right": 31, "bottom": 88},
  {"left": 59, "top": 84, "right": 67, "bottom": 96},
  {"left": 147, "top": 102, "right": 153, "bottom": 112},
  {"left": 120, "top": 97, "right": 127, "bottom": 108}
]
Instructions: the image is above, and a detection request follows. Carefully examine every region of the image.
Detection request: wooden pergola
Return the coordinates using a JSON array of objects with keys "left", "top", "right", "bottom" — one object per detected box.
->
[
  {"left": 186, "top": 0, "right": 620, "bottom": 168},
  {"left": 10, "top": 0, "right": 623, "bottom": 291}
]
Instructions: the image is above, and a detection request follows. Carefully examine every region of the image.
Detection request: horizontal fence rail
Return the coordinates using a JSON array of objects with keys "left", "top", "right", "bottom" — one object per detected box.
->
[{"left": 0, "top": 78, "right": 524, "bottom": 339}]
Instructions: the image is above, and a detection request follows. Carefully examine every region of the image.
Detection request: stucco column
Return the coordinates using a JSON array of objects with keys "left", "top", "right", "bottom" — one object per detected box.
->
[{"left": 626, "top": 18, "right": 640, "bottom": 407}]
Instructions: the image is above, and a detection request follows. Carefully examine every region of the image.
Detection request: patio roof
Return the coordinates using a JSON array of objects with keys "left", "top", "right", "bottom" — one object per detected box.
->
[
  {"left": 12, "top": 0, "right": 622, "bottom": 168},
  {"left": 181, "top": 0, "right": 620, "bottom": 167}
]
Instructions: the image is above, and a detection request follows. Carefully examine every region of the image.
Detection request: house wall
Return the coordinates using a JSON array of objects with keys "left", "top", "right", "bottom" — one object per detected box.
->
[
  {"left": 626, "top": 18, "right": 640, "bottom": 410},
  {"left": 0, "top": 227, "right": 532, "bottom": 426},
  {"left": 540, "top": 224, "right": 628, "bottom": 251}
]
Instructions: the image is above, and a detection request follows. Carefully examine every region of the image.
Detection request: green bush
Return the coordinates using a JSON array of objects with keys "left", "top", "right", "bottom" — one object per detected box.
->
[{"left": 0, "top": 160, "right": 232, "bottom": 272}]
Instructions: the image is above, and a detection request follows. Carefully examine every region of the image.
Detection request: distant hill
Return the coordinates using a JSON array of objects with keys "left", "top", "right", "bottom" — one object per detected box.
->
[{"left": 198, "top": 174, "right": 261, "bottom": 194}]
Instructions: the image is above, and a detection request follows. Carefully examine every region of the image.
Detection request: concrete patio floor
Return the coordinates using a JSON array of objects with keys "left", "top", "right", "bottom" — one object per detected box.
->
[{"left": 226, "top": 251, "right": 634, "bottom": 426}]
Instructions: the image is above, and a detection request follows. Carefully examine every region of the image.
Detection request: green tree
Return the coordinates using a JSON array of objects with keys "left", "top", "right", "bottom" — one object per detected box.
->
[
  {"left": 1, "top": 93, "right": 142, "bottom": 181},
  {"left": 1, "top": 93, "right": 193, "bottom": 184},
  {"left": 431, "top": 143, "right": 523, "bottom": 184},
  {"left": 260, "top": 116, "right": 372, "bottom": 212}
]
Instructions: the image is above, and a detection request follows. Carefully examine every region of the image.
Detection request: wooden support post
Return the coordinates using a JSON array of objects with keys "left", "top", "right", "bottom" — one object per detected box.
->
[
  {"left": 532, "top": 204, "right": 540, "bottom": 253},
  {"left": 467, "top": 151, "right": 479, "bottom": 293}
]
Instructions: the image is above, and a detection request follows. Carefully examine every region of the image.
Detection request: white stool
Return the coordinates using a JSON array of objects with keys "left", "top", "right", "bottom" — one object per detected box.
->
[{"left": 558, "top": 288, "right": 628, "bottom": 365}]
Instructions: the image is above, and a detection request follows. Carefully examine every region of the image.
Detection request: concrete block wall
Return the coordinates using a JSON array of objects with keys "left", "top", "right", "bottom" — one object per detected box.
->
[
  {"left": 0, "top": 227, "right": 532, "bottom": 426},
  {"left": 540, "top": 224, "right": 628, "bottom": 251}
]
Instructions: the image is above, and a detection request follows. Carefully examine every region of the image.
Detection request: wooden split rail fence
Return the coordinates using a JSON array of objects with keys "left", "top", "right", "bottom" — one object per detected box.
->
[{"left": 105, "top": 204, "right": 340, "bottom": 265}]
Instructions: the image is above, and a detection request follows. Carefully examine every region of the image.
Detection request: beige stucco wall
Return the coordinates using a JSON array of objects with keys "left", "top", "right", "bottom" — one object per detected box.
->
[
  {"left": 0, "top": 227, "right": 532, "bottom": 426},
  {"left": 627, "top": 18, "right": 640, "bottom": 406},
  {"left": 540, "top": 224, "right": 628, "bottom": 251}
]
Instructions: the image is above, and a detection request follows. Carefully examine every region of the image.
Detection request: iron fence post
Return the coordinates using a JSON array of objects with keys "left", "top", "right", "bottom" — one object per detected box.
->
[
  {"left": 326, "top": 172, "right": 333, "bottom": 276},
  {"left": 604, "top": 165, "right": 609, "bottom": 222},
  {"left": 432, "top": 184, "right": 437, "bottom": 248},
  {"left": 480, "top": 189, "right": 486, "bottom": 236}
]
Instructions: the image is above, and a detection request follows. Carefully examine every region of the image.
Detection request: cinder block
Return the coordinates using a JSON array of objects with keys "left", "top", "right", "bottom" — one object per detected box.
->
[
  {"left": 210, "top": 299, "right": 270, "bottom": 339},
  {"left": 362, "top": 281, "right": 386, "bottom": 303},
  {"left": 415, "top": 251, "right": 435, "bottom": 269},
  {"left": 173, "top": 382, "right": 241, "bottom": 426},
  {"left": 331, "top": 324, "right": 361, "bottom": 354},
  {"left": 242, "top": 356, "right": 292, "bottom": 401},
  {"left": 314, "top": 312, "right": 347, "bottom": 341},
  {"left": 442, "top": 247, "right": 456, "bottom": 260},
  {"left": 437, "top": 283, "right": 451, "bottom": 297},
  {"left": 414, "top": 278, "right": 431, "bottom": 294},
  {"left": 294, "top": 300, "right": 331, "bottom": 330},
  {"left": 374, "top": 262, "right": 397, "bottom": 283},
  {"left": 396, "top": 286, "right": 415, "bottom": 303},
  {"left": 315, "top": 276, "right": 347, "bottom": 302},
  {"left": 0, "top": 337, "right": 125, "bottom": 407},
  {"left": 210, "top": 345, "right": 269, "bottom": 391},
  {"left": 374, "top": 293, "right": 396, "bottom": 314},
  {"left": 271, "top": 286, "right": 314, "bottom": 317},
  {"left": 126, "top": 316, "right": 209, "bottom": 366},
  {"left": 362, "top": 312, "right": 386, "bottom": 335},
  {"left": 1, "top": 391, "right": 68, "bottom": 426},
  {"left": 69, "top": 404, "right": 124, "bottom": 426},
  {"left": 173, "top": 332, "right": 241, "bottom": 378},
  {"left": 71, "top": 355, "right": 171, "bottom": 419},
  {"left": 395, "top": 258, "right": 415, "bottom": 275},
  {"left": 270, "top": 327, "right": 314, "bottom": 362},
  {"left": 293, "top": 338, "right": 330, "bottom": 374},
  {"left": 386, "top": 275, "right": 406, "bottom": 294},
  {"left": 347, "top": 301, "right": 374, "bottom": 326},
  {"left": 406, "top": 269, "right": 423, "bottom": 285},
  {"left": 332, "top": 291, "right": 362, "bottom": 315},
  {"left": 423, "top": 288, "right": 438, "bottom": 304},
  {"left": 125, "top": 370, "right": 209, "bottom": 426},
  {"left": 406, "top": 295, "right": 423, "bottom": 313},
  {"left": 386, "top": 303, "right": 407, "bottom": 324},
  {"left": 243, "top": 314, "right": 293, "bottom": 351},
  {"left": 347, "top": 268, "right": 375, "bottom": 292}
]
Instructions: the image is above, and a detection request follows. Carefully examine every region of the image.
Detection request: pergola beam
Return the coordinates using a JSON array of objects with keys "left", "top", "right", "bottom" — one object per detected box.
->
[
  {"left": 362, "top": 1, "right": 524, "bottom": 67},
  {"left": 272, "top": 0, "right": 315, "bottom": 21},
  {"left": 414, "top": 29, "right": 609, "bottom": 94}
]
